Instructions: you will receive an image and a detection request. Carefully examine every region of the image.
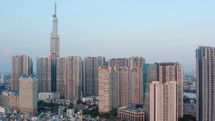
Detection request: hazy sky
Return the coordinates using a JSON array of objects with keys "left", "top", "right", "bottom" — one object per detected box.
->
[{"left": 1, "top": 0, "right": 215, "bottom": 73}]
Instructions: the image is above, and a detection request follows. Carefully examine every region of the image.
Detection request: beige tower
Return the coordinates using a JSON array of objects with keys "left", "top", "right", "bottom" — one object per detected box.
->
[
  {"left": 36, "top": 57, "right": 52, "bottom": 92},
  {"left": 150, "top": 81, "right": 177, "bottom": 121},
  {"left": 98, "top": 66, "right": 113, "bottom": 113},
  {"left": 19, "top": 75, "right": 38, "bottom": 115},
  {"left": 11, "top": 55, "right": 33, "bottom": 91},
  {"left": 119, "top": 67, "right": 129, "bottom": 106},
  {"left": 156, "top": 62, "right": 184, "bottom": 118},
  {"left": 129, "top": 67, "right": 143, "bottom": 105},
  {"left": 57, "top": 56, "right": 82, "bottom": 103},
  {"left": 57, "top": 57, "right": 66, "bottom": 98}
]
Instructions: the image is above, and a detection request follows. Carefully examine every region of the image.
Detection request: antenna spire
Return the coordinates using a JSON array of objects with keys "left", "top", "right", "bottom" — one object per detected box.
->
[{"left": 54, "top": 3, "right": 57, "bottom": 17}]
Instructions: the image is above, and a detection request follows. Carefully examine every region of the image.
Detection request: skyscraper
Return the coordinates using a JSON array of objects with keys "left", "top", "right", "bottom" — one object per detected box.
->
[
  {"left": 36, "top": 3, "right": 60, "bottom": 92},
  {"left": 143, "top": 64, "right": 157, "bottom": 121},
  {"left": 98, "top": 66, "right": 143, "bottom": 113},
  {"left": 11, "top": 55, "right": 33, "bottom": 91},
  {"left": 196, "top": 46, "right": 215, "bottom": 121},
  {"left": 57, "top": 56, "right": 82, "bottom": 103},
  {"left": 150, "top": 81, "right": 177, "bottom": 121},
  {"left": 36, "top": 57, "right": 52, "bottom": 92},
  {"left": 119, "top": 67, "right": 129, "bottom": 107},
  {"left": 83, "top": 57, "right": 105, "bottom": 96},
  {"left": 98, "top": 66, "right": 113, "bottom": 113},
  {"left": 129, "top": 67, "right": 143, "bottom": 105},
  {"left": 19, "top": 74, "right": 38, "bottom": 115},
  {"left": 156, "top": 62, "right": 184, "bottom": 118},
  {"left": 50, "top": 3, "right": 60, "bottom": 92}
]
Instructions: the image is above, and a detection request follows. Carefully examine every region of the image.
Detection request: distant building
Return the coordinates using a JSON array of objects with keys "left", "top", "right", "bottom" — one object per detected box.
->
[
  {"left": 128, "top": 56, "right": 145, "bottom": 68},
  {"left": 117, "top": 105, "right": 145, "bottom": 121},
  {"left": 83, "top": 57, "right": 105, "bottom": 96},
  {"left": 11, "top": 55, "right": 33, "bottom": 91},
  {"left": 150, "top": 81, "right": 177, "bottom": 121},
  {"left": 108, "top": 58, "right": 128, "bottom": 67},
  {"left": 19, "top": 75, "right": 38, "bottom": 115},
  {"left": 196, "top": 46, "right": 215, "bottom": 121},
  {"left": 38, "top": 92, "right": 60, "bottom": 100},
  {"left": 64, "top": 56, "right": 82, "bottom": 102},
  {"left": 36, "top": 57, "right": 52, "bottom": 92},
  {"left": 1, "top": 74, "right": 6, "bottom": 83}
]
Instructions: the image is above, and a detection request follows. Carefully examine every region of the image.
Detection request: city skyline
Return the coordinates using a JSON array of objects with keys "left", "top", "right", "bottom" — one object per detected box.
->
[{"left": 1, "top": 1, "right": 215, "bottom": 72}]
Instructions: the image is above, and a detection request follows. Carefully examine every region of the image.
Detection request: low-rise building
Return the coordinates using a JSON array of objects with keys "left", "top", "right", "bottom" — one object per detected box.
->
[
  {"left": 117, "top": 105, "right": 144, "bottom": 121},
  {"left": 38, "top": 92, "right": 60, "bottom": 100}
]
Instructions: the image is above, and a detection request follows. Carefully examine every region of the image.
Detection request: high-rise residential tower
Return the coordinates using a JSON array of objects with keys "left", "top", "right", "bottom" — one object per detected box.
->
[
  {"left": 98, "top": 66, "right": 119, "bottom": 113},
  {"left": 119, "top": 67, "right": 130, "bottom": 107},
  {"left": 83, "top": 57, "right": 105, "bottom": 96},
  {"left": 57, "top": 56, "right": 82, "bottom": 103},
  {"left": 11, "top": 55, "right": 33, "bottom": 91},
  {"left": 150, "top": 81, "right": 177, "bottom": 121},
  {"left": 129, "top": 67, "right": 143, "bottom": 104},
  {"left": 196, "top": 46, "right": 215, "bottom": 121},
  {"left": 98, "top": 66, "right": 143, "bottom": 113},
  {"left": 50, "top": 3, "right": 60, "bottom": 92},
  {"left": 156, "top": 62, "right": 184, "bottom": 118},
  {"left": 19, "top": 74, "right": 38, "bottom": 115},
  {"left": 36, "top": 57, "right": 52, "bottom": 92}
]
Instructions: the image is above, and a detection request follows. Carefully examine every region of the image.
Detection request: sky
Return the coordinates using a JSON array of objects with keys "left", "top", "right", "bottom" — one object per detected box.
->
[{"left": 1, "top": 0, "right": 215, "bottom": 73}]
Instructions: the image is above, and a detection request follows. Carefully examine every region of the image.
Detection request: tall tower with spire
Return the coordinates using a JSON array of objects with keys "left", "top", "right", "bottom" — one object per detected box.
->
[
  {"left": 50, "top": 3, "right": 59, "bottom": 59},
  {"left": 50, "top": 3, "right": 60, "bottom": 91}
]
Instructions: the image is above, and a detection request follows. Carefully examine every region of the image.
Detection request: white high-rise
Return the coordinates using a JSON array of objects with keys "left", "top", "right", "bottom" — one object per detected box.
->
[{"left": 150, "top": 81, "right": 177, "bottom": 121}]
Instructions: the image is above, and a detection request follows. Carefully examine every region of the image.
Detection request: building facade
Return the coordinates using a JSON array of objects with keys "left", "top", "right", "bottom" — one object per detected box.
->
[
  {"left": 50, "top": 3, "right": 60, "bottom": 92},
  {"left": 129, "top": 67, "right": 143, "bottom": 105},
  {"left": 83, "top": 57, "right": 105, "bottom": 96},
  {"left": 36, "top": 57, "right": 52, "bottom": 92},
  {"left": 98, "top": 66, "right": 113, "bottom": 113},
  {"left": 196, "top": 46, "right": 215, "bottom": 121},
  {"left": 19, "top": 75, "right": 38, "bottom": 115},
  {"left": 108, "top": 58, "right": 128, "bottom": 67},
  {"left": 57, "top": 56, "right": 82, "bottom": 103},
  {"left": 119, "top": 67, "right": 130, "bottom": 107},
  {"left": 11, "top": 55, "right": 33, "bottom": 91},
  {"left": 156, "top": 62, "right": 184, "bottom": 118},
  {"left": 150, "top": 81, "right": 177, "bottom": 121},
  {"left": 142, "top": 64, "right": 157, "bottom": 121},
  {"left": 117, "top": 106, "right": 145, "bottom": 121},
  {"left": 128, "top": 56, "right": 145, "bottom": 68}
]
